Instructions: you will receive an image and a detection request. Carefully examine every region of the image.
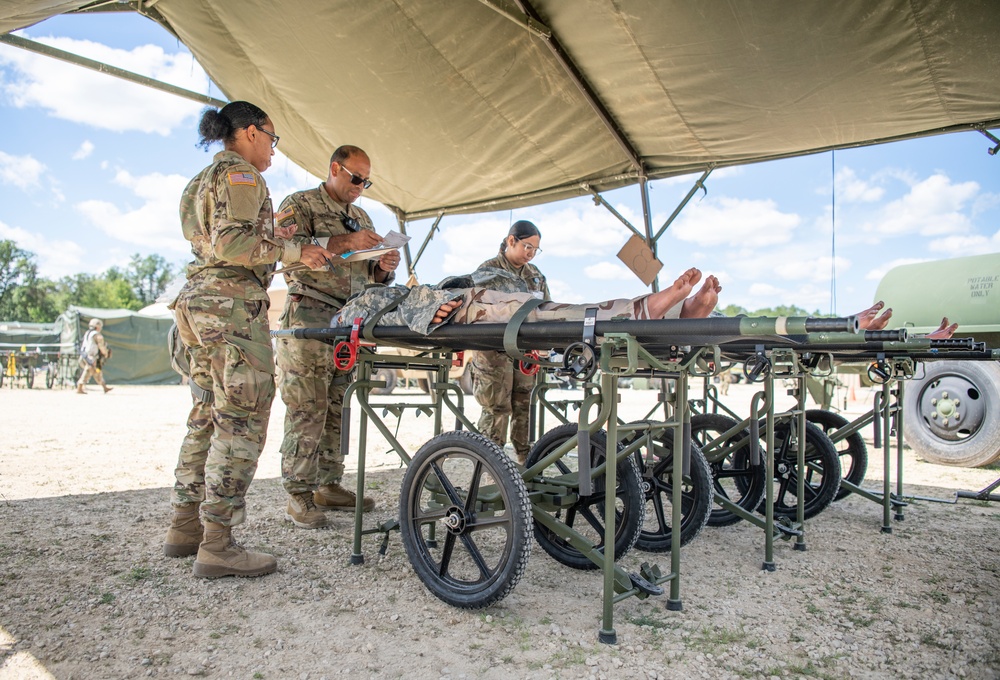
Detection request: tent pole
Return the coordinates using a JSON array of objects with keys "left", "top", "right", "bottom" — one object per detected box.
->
[
  {"left": 652, "top": 168, "right": 713, "bottom": 243},
  {"left": 639, "top": 176, "right": 658, "bottom": 292},
  {"left": 406, "top": 213, "right": 444, "bottom": 280}
]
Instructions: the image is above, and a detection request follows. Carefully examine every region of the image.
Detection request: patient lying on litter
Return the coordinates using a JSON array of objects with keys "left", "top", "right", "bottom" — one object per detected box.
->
[{"left": 334, "top": 267, "right": 721, "bottom": 335}]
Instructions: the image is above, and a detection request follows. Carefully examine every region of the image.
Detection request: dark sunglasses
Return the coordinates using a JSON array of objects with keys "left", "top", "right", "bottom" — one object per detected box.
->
[{"left": 338, "top": 164, "right": 373, "bottom": 189}]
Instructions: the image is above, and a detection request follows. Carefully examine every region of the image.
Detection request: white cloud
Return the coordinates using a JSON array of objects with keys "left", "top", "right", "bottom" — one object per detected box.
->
[
  {"left": 75, "top": 170, "right": 191, "bottom": 253},
  {"left": 0, "top": 150, "right": 46, "bottom": 189},
  {"left": 72, "top": 140, "right": 94, "bottom": 160},
  {"left": 863, "top": 173, "right": 978, "bottom": 238},
  {"left": 927, "top": 234, "right": 1000, "bottom": 257},
  {"left": 584, "top": 261, "right": 632, "bottom": 280},
  {"left": 670, "top": 196, "right": 800, "bottom": 246},
  {"left": 0, "top": 219, "right": 85, "bottom": 277},
  {"left": 835, "top": 166, "right": 884, "bottom": 203},
  {"left": 0, "top": 33, "right": 209, "bottom": 134}
]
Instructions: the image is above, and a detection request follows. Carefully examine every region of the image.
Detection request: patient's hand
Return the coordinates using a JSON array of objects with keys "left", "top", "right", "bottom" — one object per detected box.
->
[
  {"left": 432, "top": 299, "right": 463, "bottom": 325},
  {"left": 925, "top": 317, "right": 958, "bottom": 340}
]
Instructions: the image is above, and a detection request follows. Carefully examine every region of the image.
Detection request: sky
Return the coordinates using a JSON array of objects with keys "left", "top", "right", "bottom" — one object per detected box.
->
[{"left": 0, "top": 11, "right": 998, "bottom": 318}]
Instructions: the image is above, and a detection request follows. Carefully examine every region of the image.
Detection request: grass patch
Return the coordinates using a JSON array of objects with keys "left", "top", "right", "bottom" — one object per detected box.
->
[{"left": 99, "top": 592, "right": 115, "bottom": 605}]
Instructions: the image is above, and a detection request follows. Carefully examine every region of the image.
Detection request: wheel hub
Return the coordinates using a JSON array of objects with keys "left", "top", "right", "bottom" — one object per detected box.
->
[
  {"left": 920, "top": 376, "right": 986, "bottom": 440},
  {"left": 442, "top": 505, "right": 468, "bottom": 534}
]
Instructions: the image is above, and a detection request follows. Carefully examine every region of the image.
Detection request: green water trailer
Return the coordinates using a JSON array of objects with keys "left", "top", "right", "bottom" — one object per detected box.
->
[{"left": 873, "top": 253, "right": 1000, "bottom": 467}]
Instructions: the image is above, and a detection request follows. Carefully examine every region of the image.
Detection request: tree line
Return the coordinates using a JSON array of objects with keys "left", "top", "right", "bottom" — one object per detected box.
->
[{"left": 0, "top": 239, "right": 178, "bottom": 323}]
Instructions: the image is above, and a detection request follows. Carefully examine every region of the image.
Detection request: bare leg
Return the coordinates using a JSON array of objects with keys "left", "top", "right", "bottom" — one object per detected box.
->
[
  {"left": 925, "top": 317, "right": 958, "bottom": 340},
  {"left": 645, "top": 268, "right": 701, "bottom": 319},
  {"left": 680, "top": 275, "right": 721, "bottom": 318},
  {"left": 857, "top": 301, "right": 893, "bottom": 330}
]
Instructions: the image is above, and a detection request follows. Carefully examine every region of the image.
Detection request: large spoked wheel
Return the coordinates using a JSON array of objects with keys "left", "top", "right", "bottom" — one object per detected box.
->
[
  {"left": 399, "top": 431, "right": 532, "bottom": 609},
  {"left": 45, "top": 362, "right": 56, "bottom": 389},
  {"left": 526, "top": 423, "right": 644, "bottom": 570},
  {"left": 805, "top": 409, "right": 868, "bottom": 501},
  {"left": 690, "top": 413, "right": 767, "bottom": 527},
  {"left": 633, "top": 427, "right": 713, "bottom": 552},
  {"left": 758, "top": 420, "right": 841, "bottom": 520}
]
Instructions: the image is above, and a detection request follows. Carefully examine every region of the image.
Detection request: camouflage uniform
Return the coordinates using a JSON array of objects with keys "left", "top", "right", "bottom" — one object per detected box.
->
[
  {"left": 170, "top": 150, "right": 302, "bottom": 527},
  {"left": 335, "top": 267, "right": 680, "bottom": 333},
  {"left": 274, "top": 187, "right": 391, "bottom": 496},
  {"left": 471, "top": 253, "right": 550, "bottom": 458},
  {"left": 77, "top": 327, "right": 111, "bottom": 389}
]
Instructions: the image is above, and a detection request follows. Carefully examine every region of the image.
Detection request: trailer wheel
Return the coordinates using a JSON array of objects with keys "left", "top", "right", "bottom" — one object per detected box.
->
[
  {"left": 633, "top": 428, "right": 713, "bottom": 552},
  {"left": 757, "top": 420, "right": 841, "bottom": 520},
  {"left": 902, "top": 361, "right": 1000, "bottom": 467},
  {"left": 370, "top": 368, "right": 397, "bottom": 395},
  {"left": 526, "top": 424, "right": 644, "bottom": 570},
  {"left": 805, "top": 409, "right": 868, "bottom": 500},
  {"left": 690, "top": 414, "right": 767, "bottom": 527},
  {"left": 399, "top": 431, "right": 531, "bottom": 608}
]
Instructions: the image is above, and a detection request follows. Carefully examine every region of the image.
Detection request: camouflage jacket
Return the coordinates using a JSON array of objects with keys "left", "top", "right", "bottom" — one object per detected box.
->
[
  {"left": 336, "top": 267, "right": 527, "bottom": 335},
  {"left": 479, "top": 251, "right": 550, "bottom": 300},
  {"left": 276, "top": 186, "right": 393, "bottom": 311},
  {"left": 178, "top": 150, "right": 301, "bottom": 301}
]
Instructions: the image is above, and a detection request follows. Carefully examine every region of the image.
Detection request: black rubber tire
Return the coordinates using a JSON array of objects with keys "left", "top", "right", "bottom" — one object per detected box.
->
[
  {"left": 24, "top": 365, "right": 34, "bottom": 389},
  {"left": 757, "top": 419, "right": 842, "bottom": 520},
  {"left": 633, "top": 428, "right": 713, "bottom": 552},
  {"left": 526, "top": 423, "right": 644, "bottom": 570},
  {"left": 690, "top": 413, "right": 767, "bottom": 527},
  {"left": 370, "top": 368, "right": 397, "bottom": 395},
  {"left": 399, "top": 431, "right": 532, "bottom": 609},
  {"left": 45, "top": 363, "right": 56, "bottom": 389},
  {"left": 805, "top": 409, "right": 868, "bottom": 501},
  {"left": 901, "top": 361, "right": 1000, "bottom": 468}
]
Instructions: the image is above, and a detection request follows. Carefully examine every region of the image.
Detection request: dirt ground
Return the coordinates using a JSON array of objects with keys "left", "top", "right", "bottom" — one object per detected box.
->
[{"left": 0, "top": 379, "right": 998, "bottom": 680}]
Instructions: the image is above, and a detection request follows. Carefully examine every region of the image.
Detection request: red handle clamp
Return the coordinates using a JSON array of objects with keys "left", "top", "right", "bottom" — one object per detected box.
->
[{"left": 519, "top": 350, "right": 541, "bottom": 376}]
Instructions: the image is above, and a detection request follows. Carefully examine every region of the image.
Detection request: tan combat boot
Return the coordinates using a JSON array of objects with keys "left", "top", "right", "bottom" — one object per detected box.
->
[
  {"left": 103, "top": 385, "right": 113, "bottom": 393},
  {"left": 314, "top": 483, "right": 375, "bottom": 512},
  {"left": 75, "top": 384, "right": 86, "bottom": 394},
  {"left": 285, "top": 492, "right": 328, "bottom": 529},
  {"left": 163, "top": 502, "right": 203, "bottom": 557},
  {"left": 192, "top": 522, "right": 277, "bottom": 579}
]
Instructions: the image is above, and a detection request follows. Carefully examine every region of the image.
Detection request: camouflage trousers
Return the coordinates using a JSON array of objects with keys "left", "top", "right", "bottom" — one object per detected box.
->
[
  {"left": 452, "top": 290, "right": 680, "bottom": 324},
  {"left": 172, "top": 292, "right": 276, "bottom": 527},
  {"left": 170, "top": 344, "right": 213, "bottom": 508},
  {"left": 471, "top": 350, "right": 533, "bottom": 458},
  {"left": 77, "top": 359, "right": 107, "bottom": 388},
  {"left": 276, "top": 295, "right": 351, "bottom": 495}
]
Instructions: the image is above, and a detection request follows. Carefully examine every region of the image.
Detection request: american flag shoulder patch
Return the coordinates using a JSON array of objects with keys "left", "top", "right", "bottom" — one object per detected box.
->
[
  {"left": 228, "top": 171, "right": 257, "bottom": 186},
  {"left": 275, "top": 207, "right": 294, "bottom": 221}
]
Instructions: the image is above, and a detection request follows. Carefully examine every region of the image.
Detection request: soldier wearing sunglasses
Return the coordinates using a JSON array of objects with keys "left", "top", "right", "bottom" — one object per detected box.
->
[
  {"left": 274, "top": 145, "right": 401, "bottom": 528},
  {"left": 471, "top": 220, "right": 551, "bottom": 465}
]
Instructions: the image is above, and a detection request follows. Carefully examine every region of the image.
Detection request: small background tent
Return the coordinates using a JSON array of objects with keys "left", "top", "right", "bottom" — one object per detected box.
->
[{"left": 60, "top": 306, "right": 178, "bottom": 386}]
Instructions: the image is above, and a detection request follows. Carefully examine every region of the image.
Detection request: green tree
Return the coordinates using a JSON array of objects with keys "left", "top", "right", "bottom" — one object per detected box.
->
[
  {"left": 125, "top": 254, "right": 175, "bottom": 307},
  {"left": 0, "top": 240, "right": 59, "bottom": 322}
]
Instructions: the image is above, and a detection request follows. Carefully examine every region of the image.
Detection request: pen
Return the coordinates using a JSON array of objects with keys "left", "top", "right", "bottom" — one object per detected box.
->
[{"left": 312, "top": 237, "right": 337, "bottom": 271}]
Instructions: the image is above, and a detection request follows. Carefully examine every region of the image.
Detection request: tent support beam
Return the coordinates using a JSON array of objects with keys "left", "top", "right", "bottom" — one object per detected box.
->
[
  {"left": 973, "top": 124, "right": 1000, "bottom": 156},
  {"left": 639, "top": 178, "right": 657, "bottom": 292},
  {"left": 585, "top": 185, "right": 644, "bottom": 240},
  {"left": 512, "top": 0, "right": 644, "bottom": 172},
  {"left": 407, "top": 213, "right": 444, "bottom": 281},
  {"left": 0, "top": 33, "right": 226, "bottom": 108},
  {"left": 474, "top": 0, "right": 551, "bottom": 39},
  {"left": 653, "top": 168, "right": 714, "bottom": 243}
]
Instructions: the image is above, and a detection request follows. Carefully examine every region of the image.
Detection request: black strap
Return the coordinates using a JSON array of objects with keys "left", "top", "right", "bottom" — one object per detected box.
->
[
  {"left": 362, "top": 288, "right": 413, "bottom": 343},
  {"left": 502, "top": 297, "right": 546, "bottom": 361}
]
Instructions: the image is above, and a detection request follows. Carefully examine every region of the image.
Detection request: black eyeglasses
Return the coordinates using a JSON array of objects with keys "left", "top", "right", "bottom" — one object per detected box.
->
[
  {"left": 514, "top": 237, "right": 542, "bottom": 255},
  {"left": 339, "top": 164, "right": 373, "bottom": 189},
  {"left": 256, "top": 125, "right": 279, "bottom": 149}
]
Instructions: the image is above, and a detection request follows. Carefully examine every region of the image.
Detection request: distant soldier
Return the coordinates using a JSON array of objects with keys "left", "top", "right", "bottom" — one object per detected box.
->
[
  {"left": 471, "top": 221, "right": 550, "bottom": 465},
  {"left": 163, "top": 101, "right": 333, "bottom": 578},
  {"left": 76, "top": 317, "right": 112, "bottom": 394},
  {"left": 275, "top": 145, "right": 399, "bottom": 529}
]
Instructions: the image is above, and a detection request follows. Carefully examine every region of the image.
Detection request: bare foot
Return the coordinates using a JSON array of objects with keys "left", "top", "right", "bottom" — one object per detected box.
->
[
  {"left": 925, "top": 317, "right": 958, "bottom": 340},
  {"left": 646, "top": 268, "right": 701, "bottom": 318},
  {"left": 856, "top": 301, "right": 893, "bottom": 330},
  {"left": 680, "top": 275, "right": 722, "bottom": 318},
  {"left": 432, "top": 299, "right": 463, "bottom": 325}
]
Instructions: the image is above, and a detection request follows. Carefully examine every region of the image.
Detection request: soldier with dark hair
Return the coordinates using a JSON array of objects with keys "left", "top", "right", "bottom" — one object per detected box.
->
[
  {"left": 163, "top": 101, "right": 334, "bottom": 578},
  {"left": 275, "top": 145, "right": 400, "bottom": 528},
  {"left": 472, "top": 220, "right": 550, "bottom": 464}
]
